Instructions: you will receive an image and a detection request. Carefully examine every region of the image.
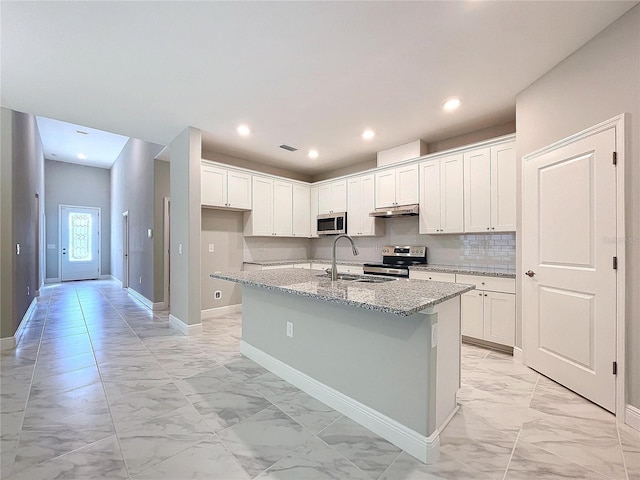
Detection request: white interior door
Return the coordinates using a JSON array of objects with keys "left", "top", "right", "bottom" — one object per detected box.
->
[
  {"left": 60, "top": 205, "right": 100, "bottom": 281},
  {"left": 522, "top": 127, "right": 617, "bottom": 412}
]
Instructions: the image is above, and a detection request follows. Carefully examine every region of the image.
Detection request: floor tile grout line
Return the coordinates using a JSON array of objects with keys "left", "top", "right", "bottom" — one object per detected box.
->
[
  {"left": 616, "top": 422, "right": 631, "bottom": 480},
  {"left": 501, "top": 426, "right": 522, "bottom": 480}
]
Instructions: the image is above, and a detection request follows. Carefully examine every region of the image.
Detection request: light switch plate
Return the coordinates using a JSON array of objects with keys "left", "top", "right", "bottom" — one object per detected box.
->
[{"left": 208, "top": 244, "right": 214, "bottom": 253}]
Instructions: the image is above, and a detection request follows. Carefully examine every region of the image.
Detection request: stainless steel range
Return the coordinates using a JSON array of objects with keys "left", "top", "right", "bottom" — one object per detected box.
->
[{"left": 363, "top": 246, "right": 427, "bottom": 278}]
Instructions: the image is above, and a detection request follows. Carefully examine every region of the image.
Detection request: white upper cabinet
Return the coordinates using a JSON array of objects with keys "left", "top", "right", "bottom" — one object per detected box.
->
[
  {"left": 375, "top": 164, "right": 419, "bottom": 208},
  {"left": 273, "top": 180, "right": 293, "bottom": 236},
  {"left": 292, "top": 184, "right": 311, "bottom": 237},
  {"left": 347, "top": 174, "right": 383, "bottom": 236},
  {"left": 309, "top": 185, "right": 319, "bottom": 238},
  {"left": 247, "top": 176, "right": 275, "bottom": 236},
  {"left": 318, "top": 179, "right": 347, "bottom": 214},
  {"left": 464, "top": 141, "right": 515, "bottom": 232},
  {"left": 201, "top": 164, "right": 251, "bottom": 210},
  {"left": 419, "top": 154, "right": 464, "bottom": 234}
]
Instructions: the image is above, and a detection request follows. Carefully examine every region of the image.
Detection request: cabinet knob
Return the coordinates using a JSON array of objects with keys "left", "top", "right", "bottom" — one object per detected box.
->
[
  {"left": 486, "top": 227, "right": 490, "bottom": 230},
  {"left": 525, "top": 270, "right": 536, "bottom": 277},
  {"left": 491, "top": 227, "right": 495, "bottom": 230}
]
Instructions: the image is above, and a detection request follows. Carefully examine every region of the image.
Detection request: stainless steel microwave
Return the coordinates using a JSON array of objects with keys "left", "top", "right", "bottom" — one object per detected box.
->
[{"left": 317, "top": 212, "right": 347, "bottom": 235}]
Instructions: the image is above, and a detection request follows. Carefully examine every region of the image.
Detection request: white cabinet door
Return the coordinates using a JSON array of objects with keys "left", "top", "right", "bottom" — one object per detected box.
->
[
  {"left": 226, "top": 170, "right": 251, "bottom": 209},
  {"left": 310, "top": 186, "right": 319, "bottom": 237},
  {"left": 375, "top": 169, "right": 396, "bottom": 208},
  {"left": 490, "top": 142, "right": 516, "bottom": 232},
  {"left": 483, "top": 291, "right": 515, "bottom": 347},
  {"left": 201, "top": 165, "right": 226, "bottom": 207},
  {"left": 273, "top": 180, "right": 293, "bottom": 236},
  {"left": 464, "top": 147, "right": 491, "bottom": 232},
  {"left": 292, "top": 184, "right": 310, "bottom": 237},
  {"left": 359, "top": 174, "right": 378, "bottom": 235},
  {"left": 251, "top": 176, "right": 274, "bottom": 236},
  {"left": 440, "top": 154, "right": 464, "bottom": 233},
  {"left": 347, "top": 176, "right": 363, "bottom": 235},
  {"left": 419, "top": 160, "right": 441, "bottom": 234},
  {"left": 461, "top": 290, "right": 484, "bottom": 338},
  {"left": 331, "top": 180, "right": 347, "bottom": 213},
  {"left": 395, "top": 164, "right": 419, "bottom": 206},
  {"left": 318, "top": 180, "right": 347, "bottom": 214}
]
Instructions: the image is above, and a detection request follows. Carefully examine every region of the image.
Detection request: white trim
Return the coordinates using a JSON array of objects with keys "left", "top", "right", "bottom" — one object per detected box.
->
[
  {"left": 201, "top": 304, "right": 242, "bottom": 320},
  {"left": 240, "top": 340, "right": 441, "bottom": 464},
  {"left": 1, "top": 298, "right": 37, "bottom": 351},
  {"left": 522, "top": 114, "right": 626, "bottom": 420},
  {"left": 45, "top": 277, "right": 60, "bottom": 284},
  {"left": 169, "top": 314, "right": 203, "bottom": 335},
  {"left": 625, "top": 405, "right": 640, "bottom": 432},
  {"left": 153, "top": 302, "right": 166, "bottom": 311},
  {"left": 127, "top": 287, "right": 153, "bottom": 309},
  {"left": 513, "top": 346, "right": 523, "bottom": 364},
  {"left": 99, "top": 274, "right": 113, "bottom": 280},
  {"left": 163, "top": 197, "right": 170, "bottom": 311}
]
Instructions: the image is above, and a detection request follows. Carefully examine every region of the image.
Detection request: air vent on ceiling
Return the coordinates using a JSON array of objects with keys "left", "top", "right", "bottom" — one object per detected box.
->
[{"left": 279, "top": 144, "right": 298, "bottom": 152}]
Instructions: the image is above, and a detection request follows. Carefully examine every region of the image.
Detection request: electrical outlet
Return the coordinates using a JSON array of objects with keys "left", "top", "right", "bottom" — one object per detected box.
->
[
  {"left": 214, "top": 290, "right": 222, "bottom": 300},
  {"left": 27, "top": 286, "right": 29, "bottom": 296},
  {"left": 139, "top": 276, "right": 142, "bottom": 284},
  {"left": 178, "top": 244, "right": 183, "bottom": 254},
  {"left": 16, "top": 243, "right": 20, "bottom": 255},
  {"left": 286, "top": 321, "right": 294, "bottom": 338},
  {"left": 374, "top": 243, "right": 378, "bottom": 252},
  {"left": 208, "top": 243, "right": 215, "bottom": 253}
]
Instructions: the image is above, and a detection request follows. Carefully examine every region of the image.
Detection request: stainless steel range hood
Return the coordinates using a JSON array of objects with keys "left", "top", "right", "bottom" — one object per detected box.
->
[{"left": 369, "top": 204, "right": 419, "bottom": 218}]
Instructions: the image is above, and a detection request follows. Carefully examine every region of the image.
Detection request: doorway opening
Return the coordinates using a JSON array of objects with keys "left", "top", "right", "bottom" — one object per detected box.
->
[
  {"left": 122, "top": 211, "right": 129, "bottom": 289},
  {"left": 59, "top": 205, "right": 101, "bottom": 282}
]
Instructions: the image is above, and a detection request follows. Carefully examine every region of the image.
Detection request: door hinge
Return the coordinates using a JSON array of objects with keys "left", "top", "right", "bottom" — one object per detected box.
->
[
  {"left": 613, "top": 256, "right": 618, "bottom": 270},
  {"left": 612, "top": 151, "right": 617, "bottom": 166},
  {"left": 613, "top": 361, "right": 617, "bottom": 375}
]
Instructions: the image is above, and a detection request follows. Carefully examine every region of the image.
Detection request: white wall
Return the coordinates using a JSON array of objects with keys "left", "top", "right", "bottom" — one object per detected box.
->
[{"left": 516, "top": 5, "right": 640, "bottom": 409}]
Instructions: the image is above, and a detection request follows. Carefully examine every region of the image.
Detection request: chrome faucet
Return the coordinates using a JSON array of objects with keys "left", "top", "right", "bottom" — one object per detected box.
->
[{"left": 331, "top": 234, "right": 359, "bottom": 281}]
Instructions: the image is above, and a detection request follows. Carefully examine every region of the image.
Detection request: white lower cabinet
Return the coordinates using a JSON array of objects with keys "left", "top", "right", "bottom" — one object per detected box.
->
[
  {"left": 458, "top": 274, "right": 515, "bottom": 347},
  {"left": 409, "top": 271, "right": 456, "bottom": 282}
]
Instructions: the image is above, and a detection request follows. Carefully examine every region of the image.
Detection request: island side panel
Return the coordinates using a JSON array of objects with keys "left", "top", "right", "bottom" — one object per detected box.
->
[
  {"left": 434, "top": 296, "right": 461, "bottom": 430},
  {"left": 241, "top": 285, "right": 433, "bottom": 437}
]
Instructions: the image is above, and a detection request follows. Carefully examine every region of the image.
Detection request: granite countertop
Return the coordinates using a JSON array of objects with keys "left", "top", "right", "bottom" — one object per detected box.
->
[
  {"left": 410, "top": 264, "right": 516, "bottom": 279},
  {"left": 211, "top": 268, "right": 474, "bottom": 316},
  {"left": 243, "top": 259, "right": 367, "bottom": 267}
]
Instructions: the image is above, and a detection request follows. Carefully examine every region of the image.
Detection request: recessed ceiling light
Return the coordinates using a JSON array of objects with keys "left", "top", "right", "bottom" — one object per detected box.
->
[
  {"left": 77, "top": 153, "right": 87, "bottom": 160},
  {"left": 308, "top": 149, "right": 319, "bottom": 159},
  {"left": 237, "top": 124, "right": 251, "bottom": 136},
  {"left": 362, "top": 129, "right": 375, "bottom": 140},
  {"left": 443, "top": 98, "right": 462, "bottom": 111},
  {"left": 75, "top": 130, "right": 88, "bottom": 135}
]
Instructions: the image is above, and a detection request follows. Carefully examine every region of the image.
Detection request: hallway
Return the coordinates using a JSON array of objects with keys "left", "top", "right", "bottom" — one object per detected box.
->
[{"left": 1, "top": 280, "right": 638, "bottom": 479}]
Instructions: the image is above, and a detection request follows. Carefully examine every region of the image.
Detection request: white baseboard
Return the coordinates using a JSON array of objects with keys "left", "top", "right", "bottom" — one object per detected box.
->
[
  {"left": 513, "top": 346, "right": 523, "bottom": 364},
  {"left": 201, "top": 304, "right": 242, "bottom": 320},
  {"left": 153, "top": 301, "right": 166, "bottom": 311},
  {"left": 45, "top": 277, "right": 60, "bottom": 284},
  {"left": 626, "top": 404, "right": 640, "bottom": 432},
  {"left": 240, "top": 341, "right": 440, "bottom": 464},
  {"left": 99, "top": 274, "right": 113, "bottom": 280},
  {"left": 169, "top": 314, "right": 203, "bottom": 335},
  {"left": 127, "top": 287, "right": 153, "bottom": 310},
  {"left": 1, "top": 298, "right": 37, "bottom": 351}
]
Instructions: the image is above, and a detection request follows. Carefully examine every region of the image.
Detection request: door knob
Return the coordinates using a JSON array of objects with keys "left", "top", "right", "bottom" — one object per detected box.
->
[{"left": 525, "top": 270, "right": 536, "bottom": 277}]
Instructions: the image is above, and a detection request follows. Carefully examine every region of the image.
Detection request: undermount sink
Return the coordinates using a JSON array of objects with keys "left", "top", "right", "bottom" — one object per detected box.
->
[{"left": 317, "top": 273, "right": 398, "bottom": 283}]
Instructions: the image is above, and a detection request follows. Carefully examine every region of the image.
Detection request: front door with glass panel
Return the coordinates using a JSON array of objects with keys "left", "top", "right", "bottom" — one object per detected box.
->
[{"left": 60, "top": 205, "right": 100, "bottom": 281}]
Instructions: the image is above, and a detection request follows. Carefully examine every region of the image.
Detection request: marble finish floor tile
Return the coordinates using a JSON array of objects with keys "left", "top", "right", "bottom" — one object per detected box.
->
[
  {"left": 318, "top": 416, "right": 402, "bottom": 479},
  {"left": 256, "top": 436, "right": 371, "bottom": 480},
  {"left": 2, "top": 280, "right": 636, "bottom": 480},
  {"left": 131, "top": 437, "right": 250, "bottom": 480},
  {"left": 218, "top": 405, "right": 314, "bottom": 478}
]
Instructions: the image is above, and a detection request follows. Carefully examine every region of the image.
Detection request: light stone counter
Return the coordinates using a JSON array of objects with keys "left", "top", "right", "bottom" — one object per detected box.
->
[
  {"left": 212, "top": 268, "right": 474, "bottom": 316},
  {"left": 243, "top": 259, "right": 367, "bottom": 267},
  {"left": 410, "top": 264, "right": 516, "bottom": 278}
]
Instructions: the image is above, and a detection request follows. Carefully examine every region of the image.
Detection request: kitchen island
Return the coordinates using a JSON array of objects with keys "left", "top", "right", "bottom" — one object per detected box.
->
[{"left": 211, "top": 268, "right": 474, "bottom": 463}]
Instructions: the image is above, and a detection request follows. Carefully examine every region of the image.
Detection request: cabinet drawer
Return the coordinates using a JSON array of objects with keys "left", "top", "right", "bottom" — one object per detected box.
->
[
  {"left": 409, "top": 271, "right": 456, "bottom": 282},
  {"left": 455, "top": 274, "right": 515, "bottom": 294},
  {"left": 293, "top": 263, "right": 311, "bottom": 269}
]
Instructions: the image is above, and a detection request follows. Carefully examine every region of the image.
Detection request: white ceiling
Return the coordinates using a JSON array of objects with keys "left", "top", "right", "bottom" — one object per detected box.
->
[
  {"left": 2, "top": 1, "right": 636, "bottom": 176},
  {"left": 36, "top": 116, "right": 129, "bottom": 169}
]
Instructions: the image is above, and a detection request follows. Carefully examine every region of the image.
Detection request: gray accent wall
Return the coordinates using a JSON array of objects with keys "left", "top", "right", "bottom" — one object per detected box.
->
[
  {"left": 44, "top": 160, "right": 111, "bottom": 280},
  {"left": 516, "top": 5, "right": 640, "bottom": 409},
  {"left": 110, "top": 138, "right": 164, "bottom": 302},
  {"left": 169, "top": 127, "right": 202, "bottom": 326},
  {"left": 201, "top": 209, "right": 244, "bottom": 310},
  {"left": 0, "top": 108, "right": 45, "bottom": 338}
]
